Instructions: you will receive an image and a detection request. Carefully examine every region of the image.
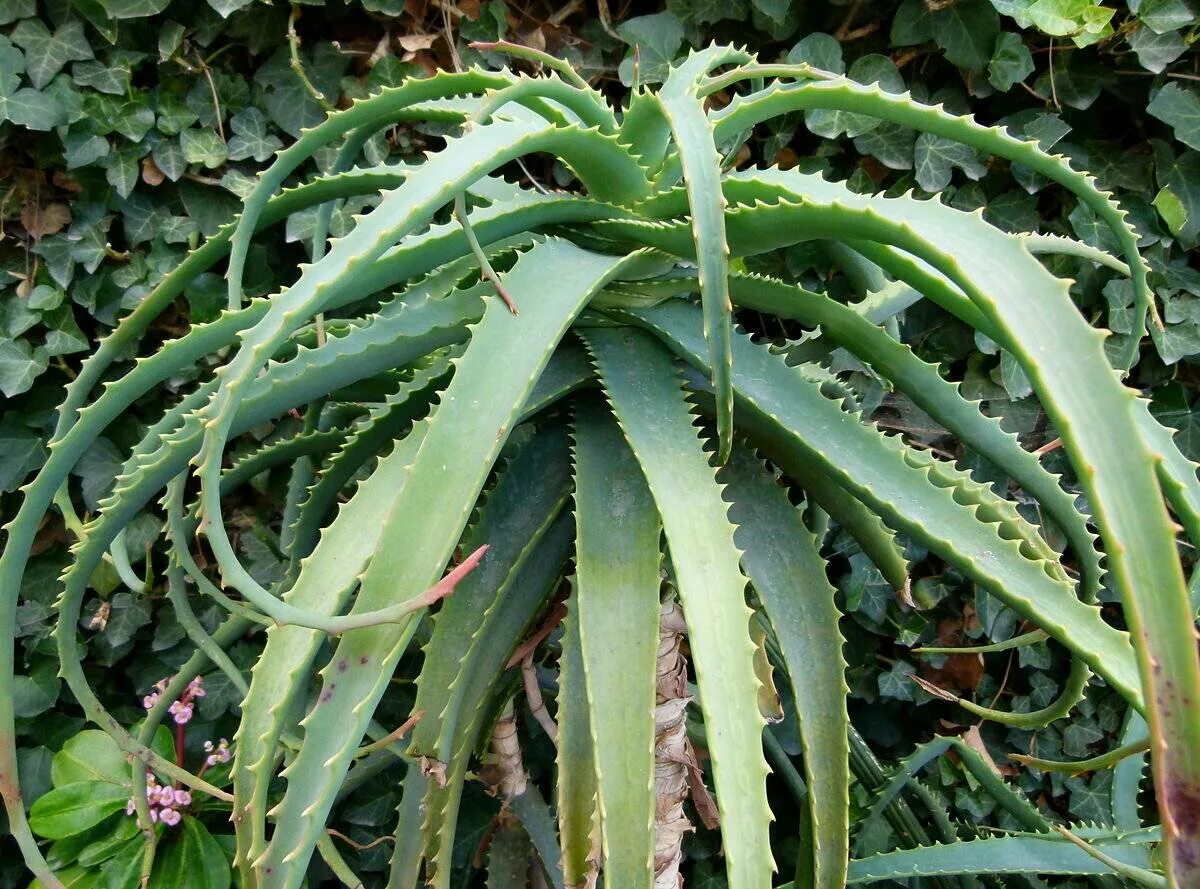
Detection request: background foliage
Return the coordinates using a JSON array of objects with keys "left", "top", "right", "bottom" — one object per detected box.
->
[{"left": 1, "top": 0, "right": 1198, "bottom": 885}]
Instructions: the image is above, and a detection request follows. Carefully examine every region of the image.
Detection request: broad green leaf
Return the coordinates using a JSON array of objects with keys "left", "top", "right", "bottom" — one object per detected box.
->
[
  {"left": 96, "top": 837, "right": 143, "bottom": 889},
  {"left": 0, "top": 84, "right": 67, "bottom": 130},
  {"left": 1155, "top": 144, "right": 1200, "bottom": 247},
  {"left": 51, "top": 731, "right": 128, "bottom": 787},
  {"left": 930, "top": 0, "right": 1000, "bottom": 70},
  {"left": 28, "top": 782, "right": 128, "bottom": 840},
  {"left": 891, "top": 0, "right": 934, "bottom": 45},
  {"left": 616, "top": 13, "right": 684, "bottom": 86},
  {"left": 0, "top": 417, "right": 45, "bottom": 493},
  {"left": 0, "top": 337, "right": 49, "bottom": 397},
  {"left": 914, "top": 133, "right": 987, "bottom": 191},
  {"left": 988, "top": 32, "right": 1035, "bottom": 90},
  {"left": 1155, "top": 184, "right": 1189, "bottom": 237},
  {"left": 227, "top": 107, "right": 282, "bottom": 163},
  {"left": 1137, "top": 0, "right": 1196, "bottom": 33},
  {"left": 807, "top": 55, "right": 905, "bottom": 139},
  {"left": 149, "top": 816, "right": 231, "bottom": 889},
  {"left": 1129, "top": 25, "right": 1188, "bottom": 73},
  {"left": 787, "top": 32, "right": 845, "bottom": 73},
  {"left": 10, "top": 18, "right": 92, "bottom": 89},
  {"left": 1149, "top": 83, "right": 1200, "bottom": 152},
  {"left": 181, "top": 128, "right": 229, "bottom": 169},
  {"left": 99, "top": 0, "right": 172, "bottom": 18}
]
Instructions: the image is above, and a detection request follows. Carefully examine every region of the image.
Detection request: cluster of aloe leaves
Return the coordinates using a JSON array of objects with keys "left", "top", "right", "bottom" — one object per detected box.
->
[{"left": 4, "top": 39, "right": 1200, "bottom": 889}]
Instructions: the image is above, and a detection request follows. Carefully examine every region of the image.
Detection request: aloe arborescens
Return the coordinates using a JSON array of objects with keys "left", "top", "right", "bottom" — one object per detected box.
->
[{"left": 2, "top": 43, "right": 1198, "bottom": 889}]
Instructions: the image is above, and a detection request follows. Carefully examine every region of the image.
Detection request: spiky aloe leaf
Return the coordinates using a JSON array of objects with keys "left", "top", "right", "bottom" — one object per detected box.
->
[
  {"left": 614, "top": 299, "right": 1143, "bottom": 707},
  {"left": 719, "top": 445, "right": 849, "bottom": 889},
  {"left": 420, "top": 514, "right": 574, "bottom": 888},
  {"left": 653, "top": 46, "right": 753, "bottom": 462},
  {"left": 732, "top": 164, "right": 1199, "bottom": 879},
  {"left": 583, "top": 326, "right": 774, "bottom": 889},
  {"left": 556, "top": 594, "right": 601, "bottom": 889},
  {"left": 572, "top": 398, "right": 661, "bottom": 888},
  {"left": 838, "top": 834, "right": 1161, "bottom": 884},
  {"left": 256, "top": 240, "right": 640, "bottom": 888}
]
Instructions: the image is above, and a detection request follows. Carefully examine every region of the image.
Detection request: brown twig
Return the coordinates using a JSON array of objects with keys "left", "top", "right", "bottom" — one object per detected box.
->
[{"left": 520, "top": 653, "right": 558, "bottom": 745}]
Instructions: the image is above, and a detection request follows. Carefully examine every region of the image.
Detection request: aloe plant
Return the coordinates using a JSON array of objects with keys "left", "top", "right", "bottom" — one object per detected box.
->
[{"left": 3, "top": 42, "right": 1199, "bottom": 889}]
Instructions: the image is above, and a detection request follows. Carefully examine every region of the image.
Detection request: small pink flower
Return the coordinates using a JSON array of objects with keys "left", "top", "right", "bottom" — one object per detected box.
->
[
  {"left": 173, "top": 789, "right": 192, "bottom": 807},
  {"left": 125, "top": 799, "right": 136, "bottom": 816},
  {"left": 142, "top": 693, "right": 159, "bottom": 710},
  {"left": 149, "top": 808, "right": 159, "bottom": 824},
  {"left": 159, "top": 808, "right": 181, "bottom": 827}
]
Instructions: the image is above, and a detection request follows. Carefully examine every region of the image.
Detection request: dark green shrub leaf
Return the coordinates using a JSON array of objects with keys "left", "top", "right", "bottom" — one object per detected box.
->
[
  {"left": 29, "top": 782, "right": 128, "bottom": 840},
  {"left": 51, "top": 731, "right": 129, "bottom": 787},
  {"left": 1149, "top": 83, "right": 1200, "bottom": 152},
  {"left": 149, "top": 817, "right": 231, "bottom": 889}
]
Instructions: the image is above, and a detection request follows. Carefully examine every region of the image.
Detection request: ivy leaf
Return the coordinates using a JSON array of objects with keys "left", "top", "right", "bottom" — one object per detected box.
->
[
  {"left": 98, "top": 0, "right": 172, "bottom": 18},
  {"left": 616, "top": 12, "right": 684, "bottom": 86},
  {"left": 0, "top": 34, "right": 25, "bottom": 92},
  {"left": 88, "top": 592, "right": 152, "bottom": 662},
  {"left": 914, "top": 132, "right": 987, "bottom": 191},
  {"left": 206, "top": 0, "right": 258, "bottom": 17},
  {"left": 0, "top": 84, "right": 66, "bottom": 130},
  {"left": 854, "top": 121, "right": 916, "bottom": 170},
  {"left": 226, "top": 107, "right": 282, "bottom": 162},
  {"left": 891, "top": 0, "right": 934, "bottom": 45},
  {"left": 71, "top": 59, "right": 130, "bottom": 95},
  {"left": 808, "top": 54, "right": 905, "bottom": 138},
  {"left": 181, "top": 127, "right": 228, "bottom": 168},
  {"left": 750, "top": 0, "right": 789, "bottom": 25},
  {"left": 787, "top": 32, "right": 844, "bottom": 74},
  {"left": 1155, "top": 144, "right": 1200, "bottom": 247},
  {"left": 1129, "top": 25, "right": 1187, "bottom": 73},
  {"left": 0, "top": 337, "right": 48, "bottom": 397},
  {"left": 0, "top": 0, "right": 35, "bottom": 25},
  {"left": 42, "top": 305, "right": 88, "bottom": 356},
  {"left": 1152, "top": 319, "right": 1200, "bottom": 364},
  {"left": 988, "top": 31, "right": 1034, "bottom": 90},
  {"left": 930, "top": 0, "right": 1000, "bottom": 70},
  {"left": 255, "top": 44, "right": 345, "bottom": 138},
  {"left": 10, "top": 19, "right": 92, "bottom": 89},
  {"left": 1155, "top": 184, "right": 1189, "bottom": 237},
  {"left": 105, "top": 145, "right": 141, "bottom": 199},
  {"left": 152, "top": 137, "right": 187, "bottom": 181},
  {"left": 0, "top": 418, "right": 45, "bottom": 492},
  {"left": 1148, "top": 83, "right": 1200, "bottom": 152},
  {"left": 72, "top": 437, "right": 123, "bottom": 510},
  {"left": 1136, "top": 0, "right": 1196, "bottom": 34},
  {"left": 878, "top": 660, "right": 918, "bottom": 701}
]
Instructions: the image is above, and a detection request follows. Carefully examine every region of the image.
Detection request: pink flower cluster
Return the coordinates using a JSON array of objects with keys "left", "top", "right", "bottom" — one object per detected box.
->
[
  {"left": 142, "top": 675, "right": 206, "bottom": 725},
  {"left": 125, "top": 772, "right": 191, "bottom": 826},
  {"left": 203, "top": 738, "right": 231, "bottom": 768}
]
